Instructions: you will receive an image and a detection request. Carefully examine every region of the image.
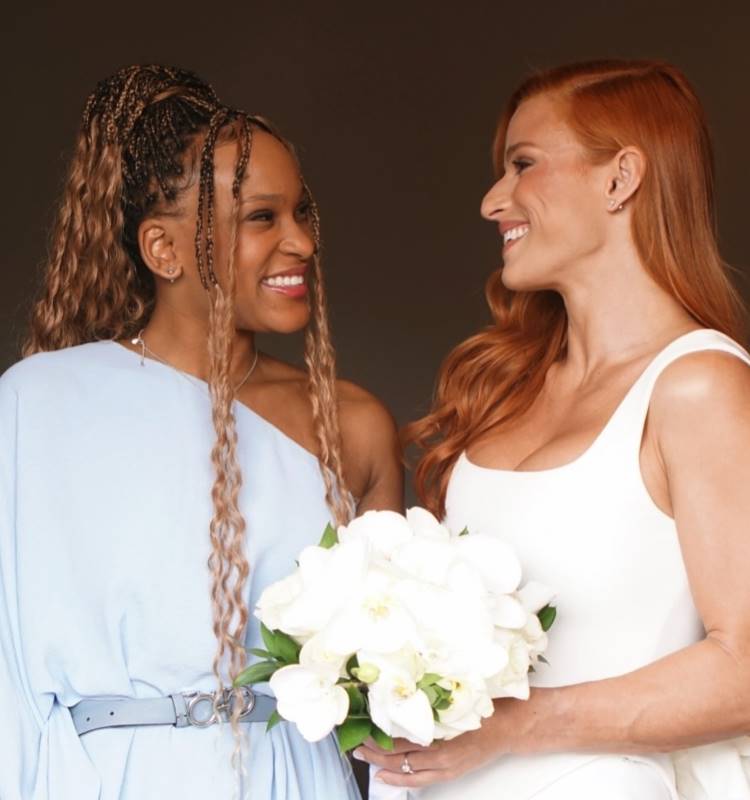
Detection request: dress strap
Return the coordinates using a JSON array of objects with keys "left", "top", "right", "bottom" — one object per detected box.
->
[{"left": 603, "top": 329, "right": 750, "bottom": 464}]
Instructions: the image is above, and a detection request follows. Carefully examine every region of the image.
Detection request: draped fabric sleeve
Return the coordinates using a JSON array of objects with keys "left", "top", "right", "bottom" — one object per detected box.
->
[
  {"left": 0, "top": 378, "right": 44, "bottom": 798},
  {"left": 0, "top": 372, "right": 101, "bottom": 800}
]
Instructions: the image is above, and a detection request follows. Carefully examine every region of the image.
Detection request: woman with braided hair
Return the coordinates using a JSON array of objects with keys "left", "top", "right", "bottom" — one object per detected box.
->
[{"left": 0, "top": 65, "right": 401, "bottom": 799}]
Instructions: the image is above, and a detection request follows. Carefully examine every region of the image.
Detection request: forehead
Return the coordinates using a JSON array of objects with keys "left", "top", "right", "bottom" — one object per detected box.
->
[
  {"left": 213, "top": 130, "right": 302, "bottom": 196},
  {"left": 504, "top": 94, "right": 580, "bottom": 156}
]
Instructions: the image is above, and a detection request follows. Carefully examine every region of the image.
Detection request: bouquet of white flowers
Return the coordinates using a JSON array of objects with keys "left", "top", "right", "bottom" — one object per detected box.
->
[{"left": 235, "top": 508, "right": 556, "bottom": 756}]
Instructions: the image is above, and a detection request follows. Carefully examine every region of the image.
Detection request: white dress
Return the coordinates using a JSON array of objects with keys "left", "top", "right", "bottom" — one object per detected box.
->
[
  {"left": 424, "top": 329, "right": 750, "bottom": 800},
  {"left": 0, "top": 341, "right": 361, "bottom": 800}
]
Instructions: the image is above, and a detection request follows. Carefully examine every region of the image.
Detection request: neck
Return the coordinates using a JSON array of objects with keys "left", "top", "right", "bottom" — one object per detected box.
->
[
  {"left": 553, "top": 240, "right": 697, "bottom": 380},
  {"left": 133, "top": 303, "right": 256, "bottom": 383}
]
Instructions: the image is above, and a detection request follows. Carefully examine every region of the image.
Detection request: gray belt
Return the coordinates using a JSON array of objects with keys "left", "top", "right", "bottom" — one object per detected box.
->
[{"left": 70, "top": 686, "right": 276, "bottom": 736}]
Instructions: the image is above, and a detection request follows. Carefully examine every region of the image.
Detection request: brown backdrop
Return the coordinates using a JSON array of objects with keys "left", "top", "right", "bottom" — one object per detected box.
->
[{"left": 3, "top": 0, "right": 749, "bottom": 436}]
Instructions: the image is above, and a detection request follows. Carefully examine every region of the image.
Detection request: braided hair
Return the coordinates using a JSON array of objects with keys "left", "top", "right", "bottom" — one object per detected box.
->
[{"left": 23, "top": 65, "right": 353, "bottom": 740}]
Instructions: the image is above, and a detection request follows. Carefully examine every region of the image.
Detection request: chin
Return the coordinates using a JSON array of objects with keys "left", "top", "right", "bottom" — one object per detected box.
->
[
  {"left": 262, "top": 309, "right": 312, "bottom": 335},
  {"left": 500, "top": 257, "right": 557, "bottom": 293}
]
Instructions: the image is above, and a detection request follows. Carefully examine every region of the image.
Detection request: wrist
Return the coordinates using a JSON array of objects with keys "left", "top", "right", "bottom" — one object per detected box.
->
[{"left": 492, "top": 688, "right": 561, "bottom": 755}]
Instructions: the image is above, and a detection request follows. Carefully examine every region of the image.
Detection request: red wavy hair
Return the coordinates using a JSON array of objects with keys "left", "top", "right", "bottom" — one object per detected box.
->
[{"left": 405, "top": 59, "right": 746, "bottom": 517}]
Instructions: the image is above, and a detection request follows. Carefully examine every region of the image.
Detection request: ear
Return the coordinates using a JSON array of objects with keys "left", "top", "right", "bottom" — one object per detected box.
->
[
  {"left": 604, "top": 147, "right": 645, "bottom": 213},
  {"left": 138, "top": 218, "right": 183, "bottom": 282}
]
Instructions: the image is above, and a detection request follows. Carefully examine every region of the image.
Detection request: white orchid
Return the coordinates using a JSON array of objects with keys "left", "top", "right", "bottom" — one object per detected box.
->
[
  {"left": 245, "top": 508, "right": 557, "bottom": 754},
  {"left": 454, "top": 533, "right": 523, "bottom": 595},
  {"left": 324, "top": 569, "right": 418, "bottom": 655},
  {"left": 269, "top": 663, "right": 349, "bottom": 742},
  {"left": 298, "top": 632, "right": 349, "bottom": 677},
  {"left": 255, "top": 538, "right": 368, "bottom": 639},
  {"left": 517, "top": 580, "right": 556, "bottom": 614},
  {"left": 433, "top": 675, "right": 495, "bottom": 740},
  {"left": 405, "top": 506, "right": 451, "bottom": 541},
  {"left": 362, "top": 649, "right": 435, "bottom": 746},
  {"left": 338, "top": 509, "right": 414, "bottom": 563}
]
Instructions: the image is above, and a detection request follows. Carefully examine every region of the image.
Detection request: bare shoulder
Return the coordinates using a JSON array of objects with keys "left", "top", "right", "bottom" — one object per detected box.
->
[
  {"left": 652, "top": 349, "right": 750, "bottom": 410},
  {"left": 650, "top": 349, "right": 750, "bottom": 448},
  {"left": 336, "top": 378, "right": 399, "bottom": 445}
]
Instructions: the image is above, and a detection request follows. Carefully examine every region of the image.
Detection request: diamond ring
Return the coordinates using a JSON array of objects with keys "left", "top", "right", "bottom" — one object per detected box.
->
[{"left": 401, "top": 754, "right": 415, "bottom": 774}]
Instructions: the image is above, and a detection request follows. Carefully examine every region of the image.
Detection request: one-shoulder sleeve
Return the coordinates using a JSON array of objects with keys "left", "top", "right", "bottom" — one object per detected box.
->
[{"left": 0, "top": 377, "right": 44, "bottom": 798}]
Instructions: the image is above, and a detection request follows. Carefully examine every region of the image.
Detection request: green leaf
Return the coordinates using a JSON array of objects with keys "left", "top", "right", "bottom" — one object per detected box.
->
[
  {"left": 233, "top": 660, "right": 279, "bottom": 686},
  {"left": 537, "top": 604, "right": 557, "bottom": 632},
  {"left": 345, "top": 684, "right": 366, "bottom": 715},
  {"left": 260, "top": 623, "right": 277, "bottom": 653},
  {"left": 266, "top": 709, "right": 283, "bottom": 731},
  {"left": 422, "top": 685, "right": 438, "bottom": 705},
  {"left": 434, "top": 696, "right": 452, "bottom": 711},
  {"left": 417, "top": 673, "right": 442, "bottom": 690},
  {"left": 346, "top": 654, "right": 359, "bottom": 678},
  {"left": 457, "top": 527, "right": 469, "bottom": 537},
  {"left": 260, "top": 623, "right": 301, "bottom": 664},
  {"left": 318, "top": 522, "right": 339, "bottom": 549},
  {"left": 336, "top": 716, "right": 372, "bottom": 753},
  {"left": 248, "top": 648, "right": 274, "bottom": 660},
  {"left": 371, "top": 724, "right": 394, "bottom": 751}
]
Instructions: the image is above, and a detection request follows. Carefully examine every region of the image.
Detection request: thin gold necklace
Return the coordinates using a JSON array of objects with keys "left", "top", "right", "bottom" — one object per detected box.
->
[{"left": 130, "top": 330, "right": 259, "bottom": 392}]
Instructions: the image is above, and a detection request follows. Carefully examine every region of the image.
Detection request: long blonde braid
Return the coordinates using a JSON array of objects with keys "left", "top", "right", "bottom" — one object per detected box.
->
[{"left": 25, "top": 68, "right": 353, "bottom": 789}]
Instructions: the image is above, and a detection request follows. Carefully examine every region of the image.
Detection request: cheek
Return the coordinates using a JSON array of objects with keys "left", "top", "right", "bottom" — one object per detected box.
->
[{"left": 235, "top": 233, "right": 272, "bottom": 276}]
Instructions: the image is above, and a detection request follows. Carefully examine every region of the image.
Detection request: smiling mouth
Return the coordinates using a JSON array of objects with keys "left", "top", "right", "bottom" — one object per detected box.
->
[
  {"left": 260, "top": 270, "right": 308, "bottom": 298},
  {"left": 261, "top": 274, "right": 305, "bottom": 288},
  {"left": 503, "top": 225, "right": 530, "bottom": 247}
]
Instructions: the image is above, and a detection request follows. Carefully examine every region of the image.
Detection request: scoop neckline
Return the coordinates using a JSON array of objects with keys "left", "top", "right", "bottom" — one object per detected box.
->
[{"left": 461, "top": 327, "right": 717, "bottom": 477}]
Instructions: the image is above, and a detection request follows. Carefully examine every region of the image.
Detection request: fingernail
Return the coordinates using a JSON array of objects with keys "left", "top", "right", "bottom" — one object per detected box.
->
[{"left": 352, "top": 749, "right": 365, "bottom": 761}]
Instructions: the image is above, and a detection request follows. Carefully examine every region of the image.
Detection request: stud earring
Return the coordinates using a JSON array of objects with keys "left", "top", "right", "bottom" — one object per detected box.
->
[{"left": 166, "top": 266, "right": 177, "bottom": 284}]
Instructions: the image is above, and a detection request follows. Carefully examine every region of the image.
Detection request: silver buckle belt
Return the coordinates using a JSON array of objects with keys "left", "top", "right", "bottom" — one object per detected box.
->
[{"left": 70, "top": 687, "right": 276, "bottom": 736}]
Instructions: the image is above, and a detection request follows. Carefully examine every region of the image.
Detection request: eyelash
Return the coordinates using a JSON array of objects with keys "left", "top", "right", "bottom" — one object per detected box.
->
[
  {"left": 247, "top": 210, "right": 274, "bottom": 223},
  {"left": 245, "top": 203, "right": 310, "bottom": 224},
  {"left": 511, "top": 158, "right": 532, "bottom": 174}
]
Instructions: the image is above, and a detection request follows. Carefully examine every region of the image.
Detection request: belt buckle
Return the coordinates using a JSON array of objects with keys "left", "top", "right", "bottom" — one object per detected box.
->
[{"left": 183, "top": 687, "right": 256, "bottom": 728}]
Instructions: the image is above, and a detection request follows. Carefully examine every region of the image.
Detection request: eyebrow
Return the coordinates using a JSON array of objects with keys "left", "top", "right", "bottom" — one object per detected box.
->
[
  {"left": 240, "top": 192, "right": 285, "bottom": 204},
  {"left": 504, "top": 141, "right": 537, "bottom": 161}
]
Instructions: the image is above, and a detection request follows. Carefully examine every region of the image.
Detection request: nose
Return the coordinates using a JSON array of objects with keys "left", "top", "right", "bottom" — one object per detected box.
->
[
  {"left": 480, "top": 174, "right": 510, "bottom": 221},
  {"left": 279, "top": 217, "right": 315, "bottom": 260}
]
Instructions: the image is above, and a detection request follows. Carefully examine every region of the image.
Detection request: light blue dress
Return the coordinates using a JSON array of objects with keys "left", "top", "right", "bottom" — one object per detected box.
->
[{"left": 0, "top": 341, "right": 361, "bottom": 800}]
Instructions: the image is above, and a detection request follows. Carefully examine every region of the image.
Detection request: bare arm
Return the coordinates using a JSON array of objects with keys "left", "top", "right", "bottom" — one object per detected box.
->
[
  {"left": 338, "top": 381, "right": 404, "bottom": 515},
  {"left": 361, "top": 351, "right": 750, "bottom": 786}
]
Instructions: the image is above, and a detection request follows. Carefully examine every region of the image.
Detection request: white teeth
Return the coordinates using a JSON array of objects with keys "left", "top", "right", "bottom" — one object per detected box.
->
[
  {"left": 263, "top": 274, "right": 305, "bottom": 287},
  {"left": 503, "top": 225, "right": 530, "bottom": 245}
]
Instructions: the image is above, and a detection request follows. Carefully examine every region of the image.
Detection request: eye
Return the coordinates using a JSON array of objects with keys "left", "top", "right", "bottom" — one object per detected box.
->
[
  {"left": 295, "top": 201, "right": 311, "bottom": 221},
  {"left": 511, "top": 158, "right": 533, "bottom": 175},
  {"left": 246, "top": 209, "right": 274, "bottom": 223}
]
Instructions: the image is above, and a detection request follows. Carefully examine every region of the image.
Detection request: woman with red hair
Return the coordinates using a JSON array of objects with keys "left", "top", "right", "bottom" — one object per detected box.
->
[{"left": 356, "top": 60, "right": 750, "bottom": 798}]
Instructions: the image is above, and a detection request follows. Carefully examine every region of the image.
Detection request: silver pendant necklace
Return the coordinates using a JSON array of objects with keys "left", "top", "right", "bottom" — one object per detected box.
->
[{"left": 130, "top": 329, "right": 259, "bottom": 392}]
